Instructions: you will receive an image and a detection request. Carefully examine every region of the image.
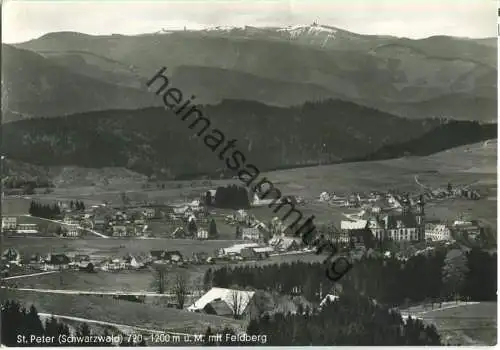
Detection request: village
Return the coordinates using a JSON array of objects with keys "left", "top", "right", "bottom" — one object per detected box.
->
[{"left": 1, "top": 179, "right": 489, "bottom": 279}]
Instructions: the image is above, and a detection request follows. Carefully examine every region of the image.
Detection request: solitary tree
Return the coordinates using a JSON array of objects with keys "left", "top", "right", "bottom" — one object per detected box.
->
[
  {"left": 208, "top": 219, "right": 218, "bottom": 239},
  {"left": 203, "top": 268, "right": 213, "bottom": 292},
  {"left": 172, "top": 271, "right": 189, "bottom": 309},
  {"left": 204, "top": 191, "right": 213, "bottom": 206},
  {"left": 151, "top": 264, "right": 168, "bottom": 294},
  {"left": 228, "top": 289, "right": 245, "bottom": 319}
]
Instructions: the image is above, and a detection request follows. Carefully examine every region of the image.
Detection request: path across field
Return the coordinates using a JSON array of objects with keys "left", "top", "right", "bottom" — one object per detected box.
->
[{"left": 2, "top": 287, "right": 195, "bottom": 298}]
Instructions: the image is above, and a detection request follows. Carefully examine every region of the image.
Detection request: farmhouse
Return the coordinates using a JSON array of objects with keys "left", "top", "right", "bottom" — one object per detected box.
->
[
  {"left": 164, "top": 251, "right": 183, "bottom": 263},
  {"left": 66, "top": 224, "right": 80, "bottom": 237},
  {"left": 252, "top": 246, "right": 274, "bottom": 259},
  {"left": 192, "top": 252, "right": 209, "bottom": 264},
  {"left": 197, "top": 229, "right": 208, "bottom": 240},
  {"left": 93, "top": 217, "right": 107, "bottom": 231},
  {"left": 142, "top": 208, "right": 156, "bottom": 219},
  {"left": 242, "top": 227, "right": 260, "bottom": 241},
  {"left": 425, "top": 223, "right": 452, "bottom": 241},
  {"left": 269, "top": 236, "right": 301, "bottom": 252},
  {"left": 319, "top": 294, "right": 339, "bottom": 309},
  {"left": 112, "top": 225, "right": 127, "bottom": 237},
  {"left": 44, "top": 254, "right": 71, "bottom": 270},
  {"left": 187, "top": 287, "right": 256, "bottom": 318},
  {"left": 149, "top": 250, "right": 183, "bottom": 263},
  {"left": 100, "top": 258, "right": 126, "bottom": 271},
  {"left": 150, "top": 250, "right": 165, "bottom": 261},
  {"left": 63, "top": 215, "right": 80, "bottom": 226},
  {"left": 1, "top": 217, "right": 17, "bottom": 230},
  {"left": 16, "top": 223, "right": 39, "bottom": 234},
  {"left": 221, "top": 243, "right": 260, "bottom": 256},
  {"left": 123, "top": 254, "right": 146, "bottom": 269}
]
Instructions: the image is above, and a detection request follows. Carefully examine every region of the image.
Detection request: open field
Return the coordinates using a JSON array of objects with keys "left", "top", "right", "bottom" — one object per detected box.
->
[
  {"left": 10, "top": 251, "right": 323, "bottom": 293},
  {"left": 5, "top": 140, "right": 494, "bottom": 223},
  {"left": 0, "top": 289, "right": 244, "bottom": 334},
  {"left": 413, "top": 302, "right": 497, "bottom": 346},
  {"left": 3, "top": 140, "right": 495, "bottom": 232}
]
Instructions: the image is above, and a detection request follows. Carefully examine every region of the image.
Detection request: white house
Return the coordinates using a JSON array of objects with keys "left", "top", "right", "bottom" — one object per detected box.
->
[
  {"left": 187, "top": 287, "right": 255, "bottom": 317},
  {"left": 319, "top": 192, "right": 331, "bottom": 202},
  {"left": 63, "top": 216, "right": 80, "bottom": 226},
  {"left": 2, "top": 217, "right": 17, "bottom": 230},
  {"left": 425, "top": 223, "right": 452, "bottom": 241},
  {"left": 222, "top": 243, "right": 261, "bottom": 256},
  {"left": 269, "top": 236, "right": 301, "bottom": 252},
  {"left": 197, "top": 229, "right": 208, "bottom": 240},
  {"left": 340, "top": 220, "right": 367, "bottom": 231},
  {"left": 236, "top": 209, "right": 249, "bottom": 222},
  {"left": 100, "top": 258, "right": 126, "bottom": 271},
  {"left": 66, "top": 224, "right": 80, "bottom": 237},
  {"left": 16, "top": 223, "right": 39, "bottom": 234},
  {"left": 242, "top": 227, "right": 260, "bottom": 241},
  {"left": 142, "top": 208, "right": 156, "bottom": 219},
  {"left": 112, "top": 225, "right": 127, "bottom": 237},
  {"left": 319, "top": 294, "right": 339, "bottom": 309}
]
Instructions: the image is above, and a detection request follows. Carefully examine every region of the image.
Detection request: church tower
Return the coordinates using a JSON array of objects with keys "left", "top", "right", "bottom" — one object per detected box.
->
[
  {"left": 416, "top": 194, "right": 425, "bottom": 240},
  {"left": 401, "top": 195, "right": 410, "bottom": 215}
]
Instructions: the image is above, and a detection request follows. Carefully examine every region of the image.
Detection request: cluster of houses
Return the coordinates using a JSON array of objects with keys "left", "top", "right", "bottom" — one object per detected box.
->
[
  {"left": 1, "top": 217, "right": 39, "bottom": 235},
  {"left": 339, "top": 196, "right": 426, "bottom": 243},
  {"left": 217, "top": 234, "right": 304, "bottom": 261},
  {"left": 339, "top": 191, "right": 483, "bottom": 245},
  {"left": 1, "top": 248, "right": 187, "bottom": 273}
]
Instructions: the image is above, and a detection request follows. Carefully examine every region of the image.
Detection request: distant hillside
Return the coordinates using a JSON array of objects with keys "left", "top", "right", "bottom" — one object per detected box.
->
[
  {"left": 1, "top": 100, "right": 442, "bottom": 178},
  {"left": 2, "top": 158, "right": 147, "bottom": 189},
  {"left": 1, "top": 44, "right": 159, "bottom": 121},
  {"left": 170, "top": 65, "right": 339, "bottom": 106},
  {"left": 372, "top": 93, "right": 497, "bottom": 122},
  {"left": 360, "top": 121, "right": 497, "bottom": 161},
  {"left": 6, "top": 26, "right": 495, "bottom": 122}
]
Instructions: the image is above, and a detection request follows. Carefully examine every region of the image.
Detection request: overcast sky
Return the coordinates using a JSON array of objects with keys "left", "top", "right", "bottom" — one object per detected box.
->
[{"left": 2, "top": 0, "right": 497, "bottom": 43}]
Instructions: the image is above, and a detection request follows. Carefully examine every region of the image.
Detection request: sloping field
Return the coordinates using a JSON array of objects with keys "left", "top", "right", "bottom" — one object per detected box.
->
[
  {"left": 407, "top": 302, "right": 497, "bottom": 346},
  {"left": 1, "top": 289, "right": 244, "bottom": 334}
]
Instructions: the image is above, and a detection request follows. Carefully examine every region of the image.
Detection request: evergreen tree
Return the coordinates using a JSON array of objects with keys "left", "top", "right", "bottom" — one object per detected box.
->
[
  {"left": 208, "top": 219, "right": 218, "bottom": 239},
  {"left": 203, "top": 268, "right": 213, "bottom": 291}
]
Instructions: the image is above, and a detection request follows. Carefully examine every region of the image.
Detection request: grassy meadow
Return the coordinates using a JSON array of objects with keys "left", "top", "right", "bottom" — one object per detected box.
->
[
  {"left": 419, "top": 302, "right": 497, "bottom": 346},
  {"left": 0, "top": 289, "right": 244, "bottom": 334}
]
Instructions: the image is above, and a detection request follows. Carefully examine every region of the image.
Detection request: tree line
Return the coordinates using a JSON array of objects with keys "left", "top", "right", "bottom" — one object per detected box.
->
[
  {"left": 201, "top": 291, "right": 441, "bottom": 346},
  {"left": 205, "top": 185, "right": 250, "bottom": 209},
  {"left": 69, "top": 200, "right": 86, "bottom": 211},
  {"left": 206, "top": 247, "right": 496, "bottom": 307},
  {"left": 1, "top": 300, "right": 144, "bottom": 346},
  {"left": 29, "top": 201, "right": 61, "bottom": 220},
  {"left": 2, "top": 101, "right": 447, "bottom": 178},
  {"left": 2, "top": 176, "right": 53, "bottom": 190},
  {"left": 245, "top": 291, "right": 441, "bottom": 346}
]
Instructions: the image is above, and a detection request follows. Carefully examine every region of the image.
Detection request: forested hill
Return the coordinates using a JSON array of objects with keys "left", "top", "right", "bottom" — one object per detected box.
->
[
  {"left": 1, "top": 99, "right": 490, "bottom": 179},
  {"left": 1, "top": 99, "right": 438, "bottom": 178},
  {"left": 359, "top": 121, "right": 497, "bottom": 161}
]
